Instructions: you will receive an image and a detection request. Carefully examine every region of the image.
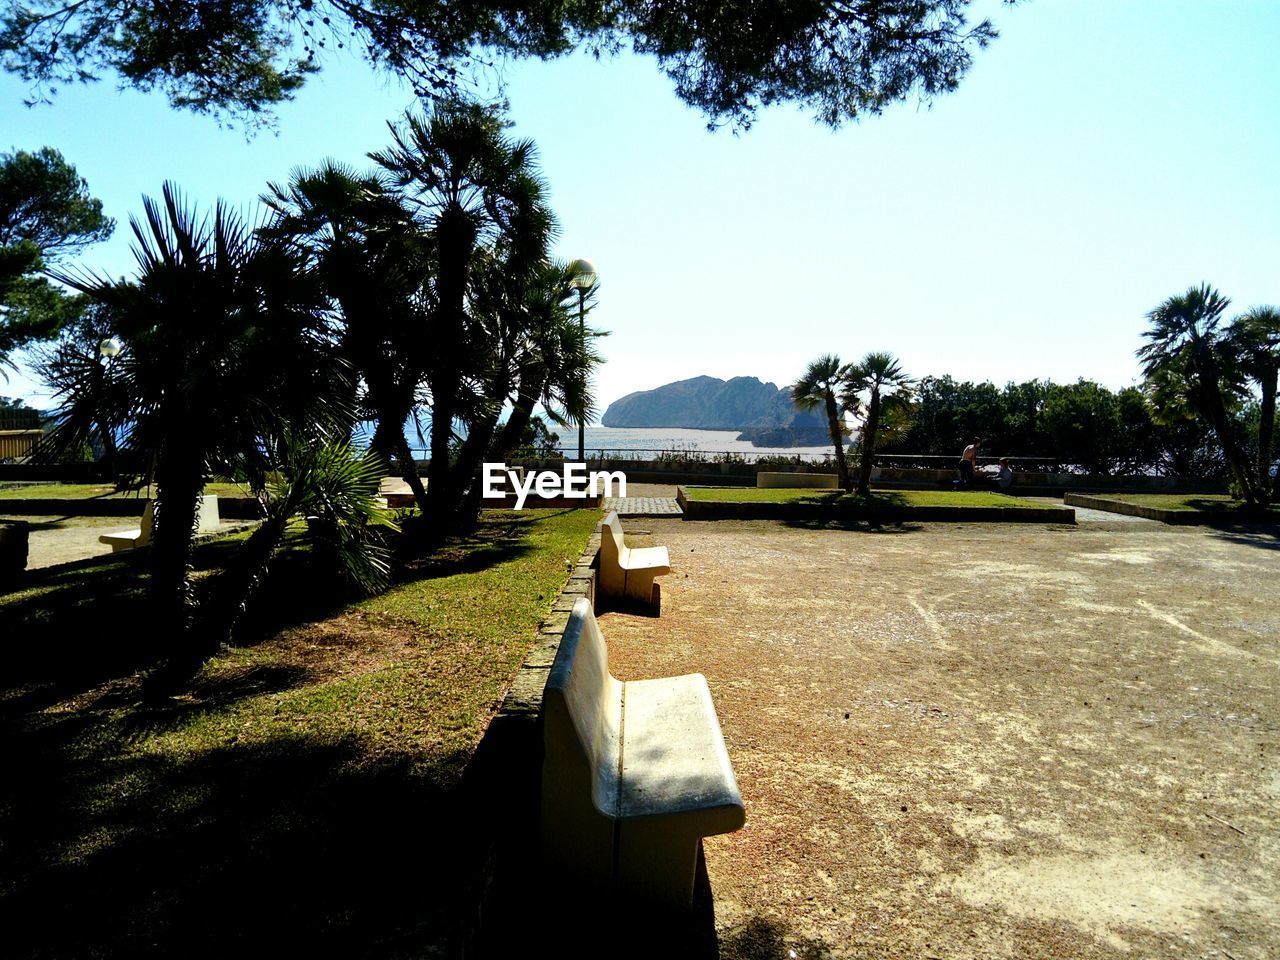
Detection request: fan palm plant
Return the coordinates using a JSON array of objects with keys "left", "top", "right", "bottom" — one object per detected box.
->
[
  {"left": 46, "top": 183, "right": 350, "bottom": 643},
  {"left": 792, "top": 354, "right": 858, "bottom": 492},
  {"left": 1138, "top": 284, "right": 1259, "bottom": 506},
  {"left": 848, "top": 351, "right": 913, "bottom": 496},
  {"left": 1227, "top": 306, "right": 1280, "bottom": 500},
  {"left": 371, "top": 99, "right": 555, "bottom": 529},
  {"left": 198, "top": 437, "right": 397, "bottom": 654}
]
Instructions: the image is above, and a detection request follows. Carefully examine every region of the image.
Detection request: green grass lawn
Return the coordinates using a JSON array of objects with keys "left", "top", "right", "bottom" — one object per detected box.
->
[
  {"left": 683, "top": 486, "right": 1042, "bottom": 508},
  {"left": 0, "top": 507, "right": 598, "bottom": 956},
  {"left": 0, "top": 480, "right": 253, "bottom": 499},
  {"left": 1095, "top": 493, "right": 1280, "bottom": 514}
]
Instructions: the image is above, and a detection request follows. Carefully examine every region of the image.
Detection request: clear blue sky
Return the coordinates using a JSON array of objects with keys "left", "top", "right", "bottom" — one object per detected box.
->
[{"left": 3, "top": 0, "right": 1278, "bottom": 410}]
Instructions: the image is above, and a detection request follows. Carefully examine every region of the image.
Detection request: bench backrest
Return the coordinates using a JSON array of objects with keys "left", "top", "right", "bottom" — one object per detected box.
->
[
  {"left": 543, "top": 599, "right": 623, "bottom": 877},
  {"left": 196, "top": 493, "right": 221, "bottom": 532},
  {"left": 599, "top": 510, "right": 627, "bottom": 565},
  {"left": 544, "top": 597, "right": 622, "bottom": 810},
  {"left": 138, "top": 501, "right": 156, "bottom": 545}
]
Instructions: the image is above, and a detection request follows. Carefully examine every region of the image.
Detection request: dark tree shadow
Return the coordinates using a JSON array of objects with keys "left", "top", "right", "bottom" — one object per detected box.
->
[
  {"left": 1207, "top": 522, "right": 1280, "bottom": 552},
  {"left": 475, "top": 840, "right": 723, "bottom": 960},
  {"left": 782, "top": 516, "right": 921, "bottom": 534},
  {"left": 0, "top": 509, "right": 578, "bottom": 958},
  {"left": 718, "top": 915, "right": 834, "bottom": 959},
  {"left": 0, "top": 725, "right": 485, "bottom": 959},
  {"left": 1, "top": 513, "right": 550, "bottom": 711}
]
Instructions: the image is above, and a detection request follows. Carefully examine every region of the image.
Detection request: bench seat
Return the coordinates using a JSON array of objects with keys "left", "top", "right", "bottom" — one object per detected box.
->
[
  {"left": 99, "top": 527, "right": 146, "bottom": 551},
  {"left": 542, "top": 598, "right": 744, "bottom": 908},
  {"left": 618, "top": 674, "right": 742, "bottom": 826}
]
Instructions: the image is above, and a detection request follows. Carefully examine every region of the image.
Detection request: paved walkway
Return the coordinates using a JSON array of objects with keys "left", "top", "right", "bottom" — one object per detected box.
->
[
  {"left": 1024, "top": 495, "right": 1158, "bottom": 523},
  {"left": 602, "top": 496, "right": 682, "bottom": 517}
]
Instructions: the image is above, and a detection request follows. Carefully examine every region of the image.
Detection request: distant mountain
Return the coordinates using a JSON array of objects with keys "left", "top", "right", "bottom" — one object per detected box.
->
[{"left": 601, "top": 375, "right": 830, "bottom": 447}]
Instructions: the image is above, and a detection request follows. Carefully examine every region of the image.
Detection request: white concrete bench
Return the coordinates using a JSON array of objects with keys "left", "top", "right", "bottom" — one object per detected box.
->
[
  {"left": 542, "top": 598, "right": 744, "bottom": 907},
  {"left": 756, "top": 471, "right": 838, "bottom": 489},
  {"left": 99, "top": 495, "right": 220, "bottom": 552},
  {"left": 597, "top": 510, "right": 670, "bottom": 607}
]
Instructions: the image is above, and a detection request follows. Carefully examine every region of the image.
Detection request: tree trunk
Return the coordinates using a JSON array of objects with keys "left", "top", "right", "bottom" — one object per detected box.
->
[
  {"left": 857, "top": 390, "right": 881, "bottom": 496},
  {"left": 149, "top": 443, "right": 204, "bottom": 644},
  {"left": 371, "top": 414, "right": 428, "bottom": 513},
  {"left": 1197, "top": 347, "right": 1259, "bottom": 506},
  {"left": 826, "top": 395, "right": 850, "bottom": 493},
  {"left": 494, "top": 371, "right": 546, "bottom": 462},
  {"left": 198, "top": 510, "right": 291, "bottom": 652},
  {"left": 1258, "top": 364, "right": 1277, "bottom": 501},
  {"left": 447, "top": 405, "right": 504, "bottom": 529},
  {"left": 424, "top": 206, "right": 475, "bottom": 531}
]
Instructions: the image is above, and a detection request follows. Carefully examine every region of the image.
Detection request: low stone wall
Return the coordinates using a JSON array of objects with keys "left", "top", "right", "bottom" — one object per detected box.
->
[
  {"left": 1063, "top": 493, "right": 1271, "bottom": 525},
  {"left": 677, "top": 487, "right": 1074, "bottom": 524},
  {"left": 872, "top": 467, "right": 1226, "bottom": 496},
  {"left": 0, "top": 463, "right": 106, "bottom": 483},
  {"left": 0, "top": 519, "right": 29, "bottom": 580},
  {"left": 459, "top": 524, "right": 601, "bottom": 953},
  {"left": 757, "top": 471, "right": 837, "bottom": 489}
]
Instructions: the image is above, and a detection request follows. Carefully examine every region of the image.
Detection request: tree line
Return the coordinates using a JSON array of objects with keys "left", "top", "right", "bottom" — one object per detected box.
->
[{"left": 793, "top": 288, "right": 1279, "bottom": 505}]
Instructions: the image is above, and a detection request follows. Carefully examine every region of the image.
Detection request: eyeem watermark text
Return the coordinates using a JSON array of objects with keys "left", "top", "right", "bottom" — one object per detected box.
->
[{"left": 482, "top": 463, "right": 627, "bottom": 509}]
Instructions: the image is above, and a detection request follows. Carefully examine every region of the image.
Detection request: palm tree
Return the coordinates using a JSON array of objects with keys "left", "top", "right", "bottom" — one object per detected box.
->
[
  {"left": 848, "top": 351, "right": 913, "bottom": 496},
  {"left": 792, "top": 354, "right": 857, "bottom": 493},
  {"left": 263, "top": 161, "right": 433, "bottom": 511},
  {"left": 1227, "top": 306, "right": 1280, "bottom": 500},
  {"left": 371, "top": 99, "right": 554, "bottom": 530},
  {"left": 46, "top": 183, "right": 350, "bottom": 643},
  {"left": 1138, "top": 284, "right": 1259, "bottom": 506},
  {"left": 489, "top": 261, "right": 602, "bottom": 462}
]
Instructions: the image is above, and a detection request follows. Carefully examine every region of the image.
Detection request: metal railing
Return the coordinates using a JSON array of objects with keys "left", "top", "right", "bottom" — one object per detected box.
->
[{"left": 400, "top": 446, "right": 1066, "bottom": 471}]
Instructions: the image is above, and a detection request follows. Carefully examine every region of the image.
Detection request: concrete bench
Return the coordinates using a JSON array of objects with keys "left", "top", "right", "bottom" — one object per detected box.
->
[
  {"left": 597, "top": 510, "right": 670, "bottom": 607},
  {"left": 756, "top": 471, "right": 838, "bottom": 489},
  {"left": 542, "top": 598, "right": 744, "bottom": 907},
  {"left": 99, "top": 495, "right": 220, "bottom": 552}
]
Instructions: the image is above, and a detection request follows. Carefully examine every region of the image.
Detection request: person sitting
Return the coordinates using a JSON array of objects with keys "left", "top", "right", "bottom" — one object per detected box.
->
[{"left": 980, "top": 457, "right": 1014, "bottom": 490}]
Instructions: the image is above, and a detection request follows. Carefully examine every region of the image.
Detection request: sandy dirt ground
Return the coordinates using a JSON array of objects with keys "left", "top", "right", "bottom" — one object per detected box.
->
[{"left": 599, "top": 518, "right": 1280, "bottom": 959}]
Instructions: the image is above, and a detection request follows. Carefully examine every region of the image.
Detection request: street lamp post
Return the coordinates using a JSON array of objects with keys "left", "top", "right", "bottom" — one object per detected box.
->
[
  {"left": 568, "top": 258, "right": 597, "bottom": 462},
  {"left": 96, "top": 338, "right": 122, "bottom": 478}
]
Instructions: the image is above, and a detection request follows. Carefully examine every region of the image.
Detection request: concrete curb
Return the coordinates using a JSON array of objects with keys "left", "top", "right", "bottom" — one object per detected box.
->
[{"left": 677, "top": 486, "right": 1075, "bottom": 525}]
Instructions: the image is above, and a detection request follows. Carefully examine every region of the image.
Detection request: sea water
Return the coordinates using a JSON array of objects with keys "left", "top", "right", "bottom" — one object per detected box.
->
[{"left": 568, "top": 426, "right": 834, "bottom": 459}]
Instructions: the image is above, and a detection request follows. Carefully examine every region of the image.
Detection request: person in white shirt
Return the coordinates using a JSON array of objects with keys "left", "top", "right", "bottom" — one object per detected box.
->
[
  {"left": 993, "top": 458, "right": 1013, "bottom": 489},
  {"left": 978, "top": 457, "right": 1014, "bottom": 490}
]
